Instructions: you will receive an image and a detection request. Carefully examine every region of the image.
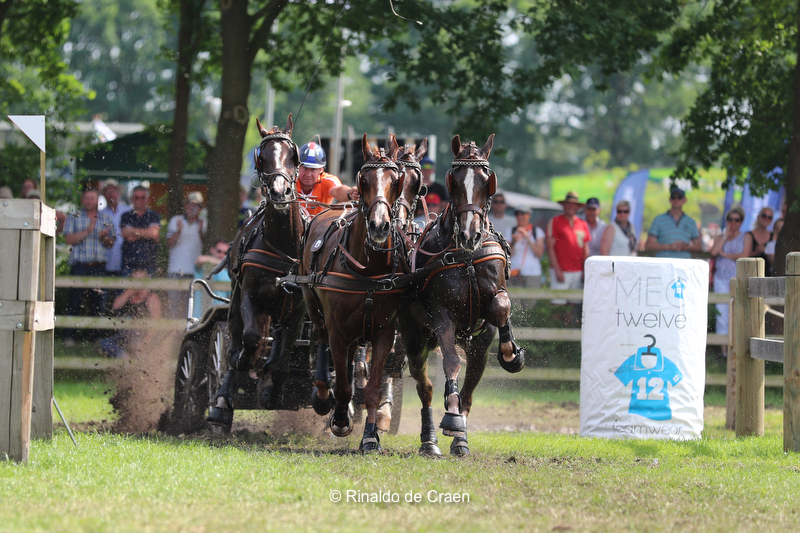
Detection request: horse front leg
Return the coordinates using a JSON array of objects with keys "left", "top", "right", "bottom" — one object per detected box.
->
[
  {"left": 407, "top": 330, "right": 440, "bottom": 456},
  {"left": 359, "top": 329, "right": 395, "bottom": 453},
  {"left": 328, "top": 334, "right": 354, "bottom": 437},
  {"left": 491, "top": 288, "right": 525, "bottom": 373},
  {"left": 430, "top": 309, "right": 470, "bottom": 456}
]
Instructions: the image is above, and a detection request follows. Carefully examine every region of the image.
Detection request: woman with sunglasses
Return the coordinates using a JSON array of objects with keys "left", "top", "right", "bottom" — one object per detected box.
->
[
  {"left": 599, "top": 200, "right": 638, "bottom": 256},
  {"left": 710, "top": 206, "right": 753, "bottom": 354},
  {"left": 745, "top": 207, "right": 775, "bottom": 276}
]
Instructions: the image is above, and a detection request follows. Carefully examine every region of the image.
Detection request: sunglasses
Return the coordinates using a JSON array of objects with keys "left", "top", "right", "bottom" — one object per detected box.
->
[
  {"left": 670, "top": 194, "right": 684, "bottom": 200},
  {"left": 760, "top": 213, "right": 773, "bottom": 220},
  {"left": 492, "top": 199, "right": 505, "bottom": 204},
  {"left": 617, "top": 209, "right": 630, "bottom": 214},
  {"left": 726, "top": 217, "right": 742, "bottom": 223}
]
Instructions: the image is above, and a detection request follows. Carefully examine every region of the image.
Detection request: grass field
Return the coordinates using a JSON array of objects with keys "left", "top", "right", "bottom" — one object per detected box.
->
[{"left": 2, "top": 375, "right": 797, "bottom": 533}]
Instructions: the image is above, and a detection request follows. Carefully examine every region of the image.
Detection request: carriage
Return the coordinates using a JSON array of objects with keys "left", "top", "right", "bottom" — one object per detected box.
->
[{"left": 170, "top": 278, "right": 405, "bottom": 435}]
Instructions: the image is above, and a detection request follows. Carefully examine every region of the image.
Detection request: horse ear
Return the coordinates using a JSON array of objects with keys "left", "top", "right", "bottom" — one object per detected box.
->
[
  {"left": 256, "top": 118, "right": 268, "bottom": 138},
  {"left": 416, "top": 138, "right": 428, "bottom": 162},
  {"left": 451, "top": 135, "right": 462, "bottom": 156},
  {"left": 284, "top": 113, "right": 294, "bottom": 136},
  {"left": 362, "top": 133, "right": 372, "bottom": 162},
  {"left": 387, "top": 134, "right": 400, "bottom": 159},
  {"left": 480, "top": 134, "right": 495, "bottom": 160}
]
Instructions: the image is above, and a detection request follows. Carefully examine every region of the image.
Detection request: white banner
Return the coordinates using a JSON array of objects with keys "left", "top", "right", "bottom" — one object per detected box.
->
[{"left": 580, "top": 256, "right": 708, "bottom": 440}]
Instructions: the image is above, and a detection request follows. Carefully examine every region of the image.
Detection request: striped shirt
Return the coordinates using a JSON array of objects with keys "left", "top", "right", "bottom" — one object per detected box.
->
[
  {"left": 648, "top": 211, "right": 700, "bottom": 259},
  {"left": 63, "top": 210, "right": 116, "bottom": 264}
]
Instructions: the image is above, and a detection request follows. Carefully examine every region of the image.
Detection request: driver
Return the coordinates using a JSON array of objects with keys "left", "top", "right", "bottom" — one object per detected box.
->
[{"left": 296, "top": 141, "right": 358, "bottom": 217}]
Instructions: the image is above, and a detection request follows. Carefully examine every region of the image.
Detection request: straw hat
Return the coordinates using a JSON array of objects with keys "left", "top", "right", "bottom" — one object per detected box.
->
[{"left": 557, "top": 191, "right": 584, "bottom": 207}]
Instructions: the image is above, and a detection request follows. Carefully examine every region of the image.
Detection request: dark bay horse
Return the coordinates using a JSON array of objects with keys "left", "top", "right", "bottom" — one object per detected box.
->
[
  {"left": 300, "top": 134, "right": 406, "bottom": 452},
  {"left": 207, "top": 114, "right": 307, "bottom": 431},
  {"left": 398, "top": 134, "right": 524, "bottom": 456}
]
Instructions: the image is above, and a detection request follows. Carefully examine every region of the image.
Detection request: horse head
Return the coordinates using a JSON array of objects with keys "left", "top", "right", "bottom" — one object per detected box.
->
[
  {"left": 359, "top": 133, "right": 404, "bottom": 245},
  {"left": 446, "top": 134, "right": 496, "bottom": 252},
  {"left": 254, "top": 114, "right": 299, "bottom": 210},
  {"left": 395, "top": 138, "right": 427, "bottom": 231}
]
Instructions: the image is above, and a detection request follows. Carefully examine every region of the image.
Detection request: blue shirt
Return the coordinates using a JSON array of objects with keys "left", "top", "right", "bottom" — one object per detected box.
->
[
  {"left": 100, "top": 203, "right": 132, "bottom": 272},
  {"left": 615, "top": 347, "right": 683, "bottom": 421},
  {"left": 648, "top": 211, "right": 700, "bottom": 259},
  {"left": 63, "top": 210, "right": 116, "bottom": 264},
  {"left": 120, "top": 209, "right": 161, "bottom": 272}
]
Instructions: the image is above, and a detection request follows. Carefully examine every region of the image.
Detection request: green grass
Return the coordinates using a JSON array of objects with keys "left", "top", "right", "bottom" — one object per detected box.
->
[
  {"left": 3, "top": 430, "right": 800, "bottom": 532},
  {"left": 3, "top": 376, "right": 791, "bottom": 532}
]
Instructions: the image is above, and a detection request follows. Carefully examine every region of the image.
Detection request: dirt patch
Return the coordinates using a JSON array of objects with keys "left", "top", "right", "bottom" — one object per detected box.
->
[{"left": 110, "top": 332, "right": 182, "bottom": 434}]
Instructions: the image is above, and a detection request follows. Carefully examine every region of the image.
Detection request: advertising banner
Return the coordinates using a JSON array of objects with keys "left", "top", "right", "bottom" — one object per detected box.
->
[{"left": 580, "top": 256, "right": 708, "bottom": 440}]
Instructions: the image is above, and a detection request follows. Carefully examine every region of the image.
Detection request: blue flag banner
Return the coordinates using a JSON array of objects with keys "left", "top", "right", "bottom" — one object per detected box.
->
[
  {"left": 612, "top": 169, "right": 649, "bottom": 241},
  {"left": 741, "top": 167, "right": 784, "bottom": 231}
]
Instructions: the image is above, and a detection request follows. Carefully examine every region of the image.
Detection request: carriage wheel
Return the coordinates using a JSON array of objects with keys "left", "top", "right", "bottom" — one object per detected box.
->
[
  {"left": 207, "top": 322, "right": 231, "bottom": 408},
  {"left": 172, "top": 338, "right": 210, "bottom": 433}
]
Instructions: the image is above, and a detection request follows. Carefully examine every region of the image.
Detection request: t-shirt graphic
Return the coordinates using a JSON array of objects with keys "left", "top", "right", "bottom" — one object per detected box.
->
[{"left": 615, "top": 345, "right": 683, "bottom": 421}]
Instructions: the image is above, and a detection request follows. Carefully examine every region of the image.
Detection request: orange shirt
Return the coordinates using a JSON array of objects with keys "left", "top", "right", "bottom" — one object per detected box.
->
[{"left": 296, "top": 172, "right": 341, "bottom": 216}]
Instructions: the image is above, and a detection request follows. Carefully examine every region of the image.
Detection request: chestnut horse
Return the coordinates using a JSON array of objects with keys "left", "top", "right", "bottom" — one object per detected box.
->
[
  {"left": 398, "top": 134, "right": 524, "bottom": 456},
  {"left": 207, "top": 114, "right": 307, "bottom": 431},
  {"left": 300, "top": 134, "right": 405, "bottom": 452}
]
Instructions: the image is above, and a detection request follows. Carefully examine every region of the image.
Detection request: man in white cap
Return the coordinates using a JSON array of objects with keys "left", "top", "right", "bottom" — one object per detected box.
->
[
  {"left": 100, "top": 179, "right": 132, "bottom": 278},
  {"left": 166, "top": 191, "right": 206, "bottom": 317}
]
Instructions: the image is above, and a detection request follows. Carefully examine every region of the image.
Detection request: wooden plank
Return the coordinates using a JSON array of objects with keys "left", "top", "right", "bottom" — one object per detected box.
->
[
  {"left": 735, "top": 258, "right": 765, "bottom": 437},
  {"left": 0, "top": 301, "right": 54, "bottom": 331},
  {"left": 0, "top": 330, "right": 13, "bottom": 457},
  {"left": 750, "top": 338, "right": 784, "bottom": 363},
  {"left": 748, "top": 276, "right": 785, "bottom": 298},
  {"left": 6, "top": 332, "right": 34, "bottom": 462},
  {"left": 0, "top": 230, "right": 20, "bottom": 300},
  {"left": 55, "top": 276, "right": 230, "bottom": 292},
  {"left": 38, "top": 204, "right": 56, "bottom": 238},
  {"left": 16, "top": 229, "right": 40, "bottom": 302},
  {"left": 727, "top": 279, "right": 737, "bottom": 430},
  {"left": 31, "top": 330, "right": 52, "bottom": 440},
  {"left": 784, "top": 253, "right": 800, "bottom": 452},
  {"left": 0, "top": 200, "right": 42, "bottom": 232},
  {"left": 42, "top": 234, "right": 55, "bottom": 302},
  {"left": 55, "top": 316, "right": 186, "bottom": 331}
]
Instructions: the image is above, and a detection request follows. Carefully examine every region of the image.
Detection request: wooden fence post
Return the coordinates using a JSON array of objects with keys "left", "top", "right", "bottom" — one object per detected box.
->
[
  {"left": 784, "top": 253, "right": 800, "bottom": 452},
  {"left": 0, "top": 199, "right": 55, "bottom": 462},
  {"left": 726, "top": 278, "right": 737, "bottom": 430},
  {"left": 735, "top": 258, "right": 765, "bottom": 437}
]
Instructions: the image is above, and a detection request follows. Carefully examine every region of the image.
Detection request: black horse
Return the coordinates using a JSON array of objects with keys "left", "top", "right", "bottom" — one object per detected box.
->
[
  {"left": 207, "top": 114, "right": 308, "bottom": 432},
  {"left": 398, "top": 134, "right": 524, "bottom": 456}
]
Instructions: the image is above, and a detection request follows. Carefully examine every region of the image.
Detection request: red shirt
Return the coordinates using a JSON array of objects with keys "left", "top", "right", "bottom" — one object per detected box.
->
[
  {"left": 296, "top": 172, "right": 341, "bottom": 216},
  {"left": 549, "top": 214, "right": 590, "bottom": 272}
]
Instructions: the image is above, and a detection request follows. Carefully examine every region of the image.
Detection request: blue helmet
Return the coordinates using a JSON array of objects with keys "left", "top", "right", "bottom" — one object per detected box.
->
[{"left": 299, "top": 141, "right": 326, "bottom": 169}]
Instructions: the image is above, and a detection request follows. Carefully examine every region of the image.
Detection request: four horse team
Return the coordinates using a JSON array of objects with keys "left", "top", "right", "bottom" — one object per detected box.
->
[{"left": 195, "top": 115, "right": 525, "bottom": 457}]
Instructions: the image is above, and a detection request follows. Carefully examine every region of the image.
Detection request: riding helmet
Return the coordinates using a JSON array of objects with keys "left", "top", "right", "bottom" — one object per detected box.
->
[{"left": 299, "top": 142, "right": 326, "bottom": 168}]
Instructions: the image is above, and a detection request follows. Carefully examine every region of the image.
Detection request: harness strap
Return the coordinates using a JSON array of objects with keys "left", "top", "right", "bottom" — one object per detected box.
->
[{"left": 362, "top": 290, "right": 375, "bottom": 343}]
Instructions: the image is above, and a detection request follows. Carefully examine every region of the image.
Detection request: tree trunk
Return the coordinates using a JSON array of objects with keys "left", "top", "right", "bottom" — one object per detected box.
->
[
  {"left": 166, "top": 0, "right": 201, "bottom": 221},
  {"left": 775, "top": 0, "right": 800, "bottom": 276},
  {"left": 206, "top": 0, "right": 253, "bottom": 243}
]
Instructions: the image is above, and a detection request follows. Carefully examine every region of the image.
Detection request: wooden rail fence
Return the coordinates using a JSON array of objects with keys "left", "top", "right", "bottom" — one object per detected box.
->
[{"left": 730, "top": 253, "right": 798, "bottom": 452}]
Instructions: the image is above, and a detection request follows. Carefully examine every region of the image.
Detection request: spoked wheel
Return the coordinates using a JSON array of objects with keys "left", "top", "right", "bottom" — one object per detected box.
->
[
  {"left": 172, "top": 337, "right": 210, "bottom": 434},
  {"left": 207, "top": 321, "right": 231, "bottom": 410}
]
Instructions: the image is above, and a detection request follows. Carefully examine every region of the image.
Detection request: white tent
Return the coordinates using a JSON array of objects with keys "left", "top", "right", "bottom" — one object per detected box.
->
[{"left": 500, "top": 190, "right": 563, "bottom": 212}]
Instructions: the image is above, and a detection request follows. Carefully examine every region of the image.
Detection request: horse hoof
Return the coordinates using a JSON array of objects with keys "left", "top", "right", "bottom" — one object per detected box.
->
[
  {"left": 497, "top": 341, "right": 525, "bottom": 373},
  {"left": 450, "top": 436, "right": 470, "bottom": 457},
  {"left": 206, "top": 406, "right": 233, "bottom": 435},
  {"left": 311, "top": 386, "right": 335, "bottom": 416},
  {"left": 419, "top": 442, "right": 442, "bottom": 457},
  {"left": 376, "top": 402, "right": 392, "bottom": 432},
  {"left": 329, "top": 412, "right": 353, "bottom": 437},
  {"left": 439, "top": 412, "right": 467, "bottom": 436}
]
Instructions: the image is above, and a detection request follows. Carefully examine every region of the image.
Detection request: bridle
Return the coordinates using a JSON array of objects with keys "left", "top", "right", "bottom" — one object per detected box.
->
[
  {"left": 445, "top": 153, "right": 497, "bottom": 250},
  {"left": 394, "top": 157, "right": 421, "bottom": 229},
  {"left": 356, "top": 154, "right": 403, "bottom": 250},
  {"left": 252, "top": 132, "right": 300, "bottom": 205}
]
